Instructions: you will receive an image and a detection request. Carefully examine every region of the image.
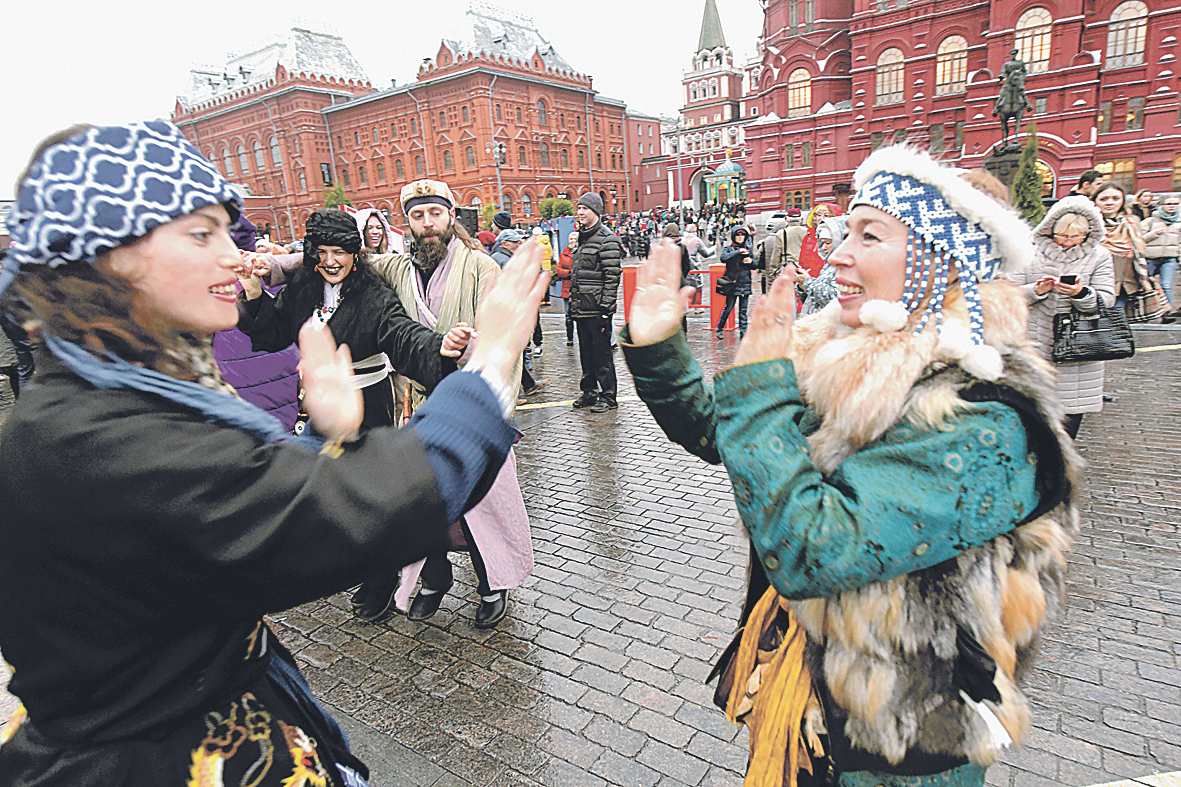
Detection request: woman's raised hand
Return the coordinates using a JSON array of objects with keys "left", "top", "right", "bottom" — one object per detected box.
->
[
  {"left": 467, "top": 239, "right": 550, "bottom": 383},
  {"left": 628, "top": 240, "right": 695, "bottom": 346},
  {"left": 735, "top": 274, "right": 796, "bottom": 367},
  {"left": 298, "top": 321, "right": 362, "bottom": 442}
]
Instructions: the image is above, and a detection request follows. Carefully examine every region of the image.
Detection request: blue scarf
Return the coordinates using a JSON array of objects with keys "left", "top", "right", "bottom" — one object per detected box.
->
[
  {"left": 45, "top": 334, "right": 323, "bottom": 452},
  {"left": 1154, "top": 206, "right": 1179, "bottom": 225}
]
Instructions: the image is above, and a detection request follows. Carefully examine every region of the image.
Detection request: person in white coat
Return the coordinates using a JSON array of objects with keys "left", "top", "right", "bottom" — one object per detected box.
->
[{"left": 1010, "top": 196, "right": 1115, "bottom": 439}]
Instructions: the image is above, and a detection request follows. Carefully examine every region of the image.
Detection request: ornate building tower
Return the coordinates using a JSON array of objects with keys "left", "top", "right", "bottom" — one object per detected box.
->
[{"left": 667, "top": 0, "right": 753, "bottom": 209}]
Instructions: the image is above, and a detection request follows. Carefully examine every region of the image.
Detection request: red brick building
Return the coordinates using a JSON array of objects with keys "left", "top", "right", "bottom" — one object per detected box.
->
[
  {"left": 172, "top": 7, "right": 633, "bottom": 240},
  {"left": 742, "top": 0, "right": 1181, "bottom": 213}
]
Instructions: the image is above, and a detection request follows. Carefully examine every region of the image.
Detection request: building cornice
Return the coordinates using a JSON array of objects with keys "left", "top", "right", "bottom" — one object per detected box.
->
[
  {"left": 174, "top": 85, "right": 358, "bottom": 124},
  {"left": 321, "top": 66, "right": 626, "bottom": 114}
]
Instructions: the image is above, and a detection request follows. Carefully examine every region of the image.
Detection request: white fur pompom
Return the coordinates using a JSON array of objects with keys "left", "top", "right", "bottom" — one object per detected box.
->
[
  {"left": 935, "top": 320, "right": 973, "bottom": 362},
  {"left": 859, "top": 300, "right": 909, "bottom": 333},
  {"left": 961, "top": 343, "right": 1004, "bottom": 381}
]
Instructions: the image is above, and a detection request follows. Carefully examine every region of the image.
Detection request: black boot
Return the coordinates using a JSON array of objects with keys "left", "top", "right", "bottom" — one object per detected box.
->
[
  {"left": 408, "top": 584, "right": 451, "bottom": 621},
  {"left": 356, "top": 577, "right": 399, "bottom": 623},
  {"left": 474, "top": 591, "right": 508, "bottom": 629}
]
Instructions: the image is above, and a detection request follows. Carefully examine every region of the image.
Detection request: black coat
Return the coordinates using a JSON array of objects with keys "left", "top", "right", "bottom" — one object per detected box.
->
[
  {"left": 0, "top": 354, "right": 513, "bottom": 786},
  {"left": 238, "top": 267, "right": 449, "bottom": 429},
  {"left": 569, "top": 222, "right": 623, "bottom": 318},
  {"left": 720, "top": 240, "right": 756, "bottom": 297}
]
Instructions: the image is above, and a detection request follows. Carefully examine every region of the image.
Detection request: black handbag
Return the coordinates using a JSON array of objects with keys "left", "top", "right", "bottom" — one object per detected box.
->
[
  {"left": 715, "top": 275, "right": 735, "bottom": 295},
  {"left": 1052, "top": 304, "right": 1135, "bottom": 363}
]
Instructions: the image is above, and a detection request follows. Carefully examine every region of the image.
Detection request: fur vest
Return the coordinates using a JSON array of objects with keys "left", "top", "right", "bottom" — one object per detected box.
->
[{"left": 782, "top": 281, "right": 1080, "bottom": 772}]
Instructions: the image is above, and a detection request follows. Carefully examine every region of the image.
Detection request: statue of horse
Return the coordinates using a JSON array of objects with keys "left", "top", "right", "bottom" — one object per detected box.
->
[{"left": 993, "top": 49, "right": 1034, "bottom": 150}]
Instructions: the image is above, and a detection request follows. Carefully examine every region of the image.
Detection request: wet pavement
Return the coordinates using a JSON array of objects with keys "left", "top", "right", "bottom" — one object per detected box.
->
[{"left": 2, "top": 296, "right": 1180, "bottom": 786}]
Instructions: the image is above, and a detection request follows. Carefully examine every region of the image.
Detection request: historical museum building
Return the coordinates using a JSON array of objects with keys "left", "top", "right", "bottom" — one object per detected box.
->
[
  {"left": 172, "top": 4, "right": 634, "bottom": 240},
  {"left": 741, "top": 0, "right": 1181, "bottom": 213}
]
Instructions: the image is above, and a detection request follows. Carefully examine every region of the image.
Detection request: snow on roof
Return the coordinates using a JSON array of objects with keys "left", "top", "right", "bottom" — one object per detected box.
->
[
  {"left": 437, "top": 0, "right": 575, "bottom": 73},
  {"left": 178, "top": 27, "right": 369, "bottom": 109}
]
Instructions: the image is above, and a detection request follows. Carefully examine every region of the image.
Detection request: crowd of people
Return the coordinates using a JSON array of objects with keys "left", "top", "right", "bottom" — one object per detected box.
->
[{"left": 0, "top": 120, "right": 1165, "bottom": 787}]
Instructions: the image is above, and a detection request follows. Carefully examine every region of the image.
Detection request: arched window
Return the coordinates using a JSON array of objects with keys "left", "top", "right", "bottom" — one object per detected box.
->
[
  {"left": 1016, "top": 8, "right": 1052, "bottom": 74},
  {"left": 358, "top": 165, "right": 367, "bottom": 185},
  {"left": 438, "top": 111, "right": 446, "bottom": 129},
  {"left": 503, "top": 194, "right": 513, "bottom": 214},
  {"left": 875, "top": 48, "right": 905, "bottom": 105},
  {"left": 443, "top": 150, "right": 453, "bottom": 170},
  {"left": 596, "top": 152, "right": 602, "bottom": 169},
  {"left": 471, "top": 196, "right": 482, "bottom": 208},
  {"left": 341, "top": 168, "right": 350, "bottom": 187},
  {"left": 936, "top": 36, "right": 968, "bottom": 95},
  {"left": 376, "top": 161, "right": 385, "bottom": 181},
  {"left": 1107, "top": 1, "right": 1148, "bottom": 69},
  {"left": 1035, "top": 161, "right": 1054, "bottom": 198},
  {"left": 414, "top": 155, "right": 424, "bottom": 176},
  {"left": 466, "top": 146, "right": 476, "bottom": 167},
  {"left": 537, "top": 100, "right": 548, "bottom": 126},
  {"left": 690, "top": 86, "right": 698, "bottom": 101},
  {"left": 522, "top": 194, "right": 532, "bottom": 216},
  {"left": 462, "top": 105, "right": 470, "bottom": 123},
  {"left": 787, "top": 69, "right": 812, "bottom": 118},
  {"left": 561, "top": 148, "right": 569, "bottom": 168},
  {"left": 519, "top": 146, "right": 527, "bottom": 166},
  {"left": 516, "top": 107, "right": 523, "bottom": 124},
  {"left": 237, "top": 145, "right": 249, "bottom": 173},
  {"left": 222, "top": 149, "right": 233, "bottom": 176},
  {"left": 253, "top": 141, "right": 265, "bottom": 170},
  {"left": 710, "top": 78, "right": 719, "bottom": 97},
  {"left": 298, "top": 170, "right": 306, "bottom": 191},
  {"left": 410, "top": 117, "right": 417, "bottom": 134},
  {"left": 578, "top": 150, "right": 585, "bottom": 168},
  {"left": 390, "top": 123, "right": 397, "bottom": 139},
  {"left": 395, "top": 159, "right": 405, "bottom": 179},
  {"left": 539, "top": 142, "right": 551, "bottom": 167},
  {"left": 495, "top": 104, "right": 503, "bottom": 122},
  {"left": 269, "top": 137, "right": 282, "bottom": 167}
]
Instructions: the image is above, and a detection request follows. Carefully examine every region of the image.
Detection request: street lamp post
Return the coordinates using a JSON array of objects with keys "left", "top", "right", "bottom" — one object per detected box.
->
[
  {"left": 675, "top": 119, "right": 685, "bottom": 226},
  {"left": 485, "top": 142, "right": 506, "bottom": 211}
]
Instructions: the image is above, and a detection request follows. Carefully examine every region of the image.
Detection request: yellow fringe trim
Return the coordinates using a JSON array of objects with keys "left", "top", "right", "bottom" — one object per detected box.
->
[{"left": 726, "top": 585, "right": 814, "bottom": 787}]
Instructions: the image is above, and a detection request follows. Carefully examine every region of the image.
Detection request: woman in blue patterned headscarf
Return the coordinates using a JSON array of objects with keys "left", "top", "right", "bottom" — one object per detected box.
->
[
  {"left": 0, "top": 121, "right": 546, "bottom": 787},
  {"left": 620, "top": 148, "right": 1083, "bottom": 787}
]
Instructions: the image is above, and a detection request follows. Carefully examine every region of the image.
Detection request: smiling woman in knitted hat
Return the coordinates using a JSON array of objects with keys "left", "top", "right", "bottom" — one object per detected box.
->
[
  {"left": 0, "top": 121, "right": 547, "bottom": 786},
  {"left": 621, "top": 146, "right": 1080, "bottom": 787}
]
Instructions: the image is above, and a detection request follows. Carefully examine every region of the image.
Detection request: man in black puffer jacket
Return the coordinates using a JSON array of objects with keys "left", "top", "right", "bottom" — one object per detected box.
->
[{"left": 570, "top": 193, "right": 622, "bottom": 413}]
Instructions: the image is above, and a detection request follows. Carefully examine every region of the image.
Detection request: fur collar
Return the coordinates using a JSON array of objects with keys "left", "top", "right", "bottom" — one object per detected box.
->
[{"left": 788, "top": 279, "right": 1031, "bottom": 474}]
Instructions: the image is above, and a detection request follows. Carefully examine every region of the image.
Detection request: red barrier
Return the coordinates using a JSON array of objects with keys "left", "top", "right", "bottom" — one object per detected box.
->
[
  {"left": 710, "top": 262, "right": 735, "bottom": 331},
  {"left": 621, "top": 265, "right": 637, "bottom": 322}
]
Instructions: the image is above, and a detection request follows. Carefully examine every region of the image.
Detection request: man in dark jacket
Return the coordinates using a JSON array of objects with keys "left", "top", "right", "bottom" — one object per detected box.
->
[{"left": 570, "top": 193, "right": 622, "bottom": 413}]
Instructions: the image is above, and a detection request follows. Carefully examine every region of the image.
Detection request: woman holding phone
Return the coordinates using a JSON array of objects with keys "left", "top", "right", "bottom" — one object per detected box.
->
[{"left": 1009, "top": 196, "right": 1115, "bottom": 439}]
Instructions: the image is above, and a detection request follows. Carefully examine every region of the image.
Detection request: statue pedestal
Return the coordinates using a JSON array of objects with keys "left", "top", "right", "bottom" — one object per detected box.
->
[{"left": 984, "top": 146, "right": 1023, "bottom": 190}]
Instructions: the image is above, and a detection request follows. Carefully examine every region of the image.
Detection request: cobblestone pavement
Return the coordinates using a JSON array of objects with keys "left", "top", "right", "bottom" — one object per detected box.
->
[{"left": 2, "top": 303, "right": 1179, "bottom": 786}]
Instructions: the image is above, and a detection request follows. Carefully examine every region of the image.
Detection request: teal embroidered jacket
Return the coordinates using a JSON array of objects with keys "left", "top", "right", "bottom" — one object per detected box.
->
[{"left": 622, "top": 329, "right": 1040, "bottom": 600}]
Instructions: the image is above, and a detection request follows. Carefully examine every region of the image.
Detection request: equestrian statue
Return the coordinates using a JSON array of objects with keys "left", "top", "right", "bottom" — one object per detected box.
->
[{"left": 994, "top": 49, "right": 1034, "bottom": 150}]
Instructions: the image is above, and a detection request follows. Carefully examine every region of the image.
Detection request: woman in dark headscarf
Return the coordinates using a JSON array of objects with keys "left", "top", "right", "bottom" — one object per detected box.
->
[{"left": 237, "top": 208, "right": 474, "bottom": 623}]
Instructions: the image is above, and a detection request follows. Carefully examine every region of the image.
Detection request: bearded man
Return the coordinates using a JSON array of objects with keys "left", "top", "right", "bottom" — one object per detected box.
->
[{"left": 366, "top": 180, "right": 533, "bottom": 629}]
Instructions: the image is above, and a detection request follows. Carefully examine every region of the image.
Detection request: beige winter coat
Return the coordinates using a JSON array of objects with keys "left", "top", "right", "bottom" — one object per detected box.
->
[
  {"left": 1009, "top": 197, "right": 1115, "bottom": 414},
  {"left": 1141, "top": 212, "right": 1181, "bottom": 260}
]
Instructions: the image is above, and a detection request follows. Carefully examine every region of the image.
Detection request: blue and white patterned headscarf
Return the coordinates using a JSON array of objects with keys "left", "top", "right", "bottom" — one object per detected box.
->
[
  {"left": 847, "top": 146, "right": 1031, "bottom": 379},
  {"left": 5, "top": 120, "right": 241, "bottom": 286}
]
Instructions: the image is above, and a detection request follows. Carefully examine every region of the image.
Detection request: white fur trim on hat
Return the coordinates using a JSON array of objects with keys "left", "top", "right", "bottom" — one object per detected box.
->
[
  {"left": 935, "top": 319, "right": 1003, "bottom": 380},
  {"left": 859, "top": 300, "right": 910, "bottom": 333},
  {"left": 851, "top": 145, "right": 1032, "bottom": 277}
]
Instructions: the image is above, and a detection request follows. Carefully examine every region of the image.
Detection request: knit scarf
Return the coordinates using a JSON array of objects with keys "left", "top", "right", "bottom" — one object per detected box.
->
[
  {"left": 1100, "top": 216, "right": 1142, "bottom": 258},
  {"left": 45, "top": 334, "right": 323, "bottom": 452},
  {"left": 1154, "top": 206, "right": 1180, "bottom": 225}
]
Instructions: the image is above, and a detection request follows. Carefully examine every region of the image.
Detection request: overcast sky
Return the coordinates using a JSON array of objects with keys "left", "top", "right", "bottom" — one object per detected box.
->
[{"left": 2, "top": 0, "right": 763, "bottom": 194}]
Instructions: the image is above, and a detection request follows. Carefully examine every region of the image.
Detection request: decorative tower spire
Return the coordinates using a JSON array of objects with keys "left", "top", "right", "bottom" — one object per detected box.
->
[{"left": 697, "top": 0, "right": 726, "bottom": 52}]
